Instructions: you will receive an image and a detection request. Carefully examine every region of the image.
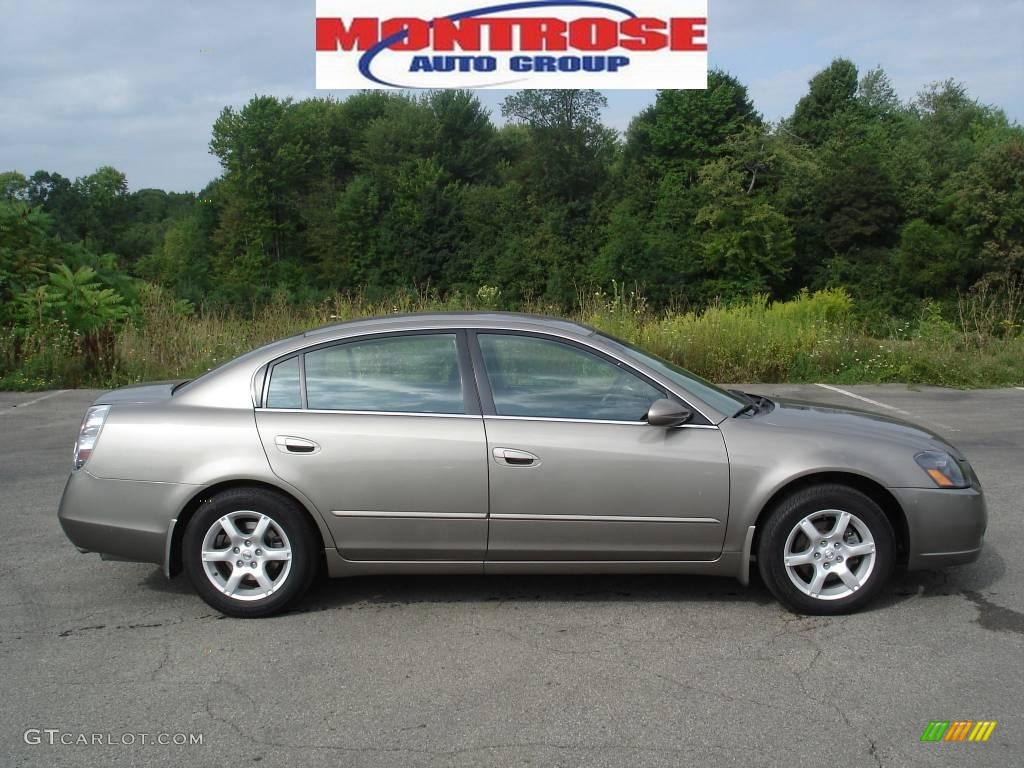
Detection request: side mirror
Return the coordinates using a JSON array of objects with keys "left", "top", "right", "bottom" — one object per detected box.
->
[{"left": 646, "top": 399, "right": 692, "bottom": 427}]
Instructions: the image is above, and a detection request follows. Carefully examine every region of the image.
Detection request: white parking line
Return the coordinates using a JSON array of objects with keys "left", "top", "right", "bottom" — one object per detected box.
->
[
  {"left": 814, "top": 383, "right": 959, "bottom": 432},
  {"left": 814, "top": 384, "right": 912, "bottom": 415},
  {"left": 1, "top": 389, "right": 68, "bottom": 415},
  {"left": 1016, "top": 387, "right": 1024, "bottom": 391}
]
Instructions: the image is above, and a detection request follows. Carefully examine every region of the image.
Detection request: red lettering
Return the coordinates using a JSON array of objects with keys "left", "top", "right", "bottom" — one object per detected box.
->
[
  {"left": 670, "top": 17, "right": 707, "bottom": 51},
  {"left": 479, "top": 19, "right": 515, "bottom": 50},
  {"left": 620, "top": 18, "right": 668, "bottom": 51},
  {"left": 432, "top": 18, "right": 482, "bottom": 51},
  {"left": 381, "top": 18, "right": 431, "bottom": 51},
  {"left": 518, "top": 18, "right": 568, "bottom": 51},
  {"left": 315, "top": 15, "right": 707, "bottom": 54},
  {"left": 315, "top": 18, "right": 379, "bottom": 51},
  {"left": 568, "top": 18, "right": 618, "bottom": 51}
]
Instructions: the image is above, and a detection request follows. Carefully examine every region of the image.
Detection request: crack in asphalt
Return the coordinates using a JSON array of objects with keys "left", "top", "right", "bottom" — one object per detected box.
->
[
  {"left": 58, "top": 624, "right": 107, "bottom": 638},
  {"left": 149, "top": 641, "right": 171, "bottom": 682},
  {"left": 789, "top": 617, "right": 885, "bottom": 768},
  {"left": 868, "top": 738, "right": 882, "bottom": 768},
  {"left": 198, "top": 672, "right": 735, "bottom": 758},
  {"left": 56, "top": 613, "right": 224, "bottom": 638}
]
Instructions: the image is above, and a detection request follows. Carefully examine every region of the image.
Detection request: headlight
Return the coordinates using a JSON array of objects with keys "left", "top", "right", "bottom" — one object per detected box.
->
[
  {"left": 73, "top": 405, "right": 111, "bottom": 470},
  {"left": 914, "top": 451, "right": 969, "bottom": 489}
]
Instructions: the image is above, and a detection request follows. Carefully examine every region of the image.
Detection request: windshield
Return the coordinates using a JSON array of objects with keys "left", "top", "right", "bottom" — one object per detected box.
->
[{"left": 597, "top": 333, "right": 745, "bottom": 418}]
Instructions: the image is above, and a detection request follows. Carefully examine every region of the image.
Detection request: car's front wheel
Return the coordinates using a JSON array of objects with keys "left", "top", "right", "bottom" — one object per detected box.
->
[
  {"left": 757, "top": 484, "right": 895, "bottom": 615},
  {"left": 183, "top": 487, "right": 318, "bottom": 618}
]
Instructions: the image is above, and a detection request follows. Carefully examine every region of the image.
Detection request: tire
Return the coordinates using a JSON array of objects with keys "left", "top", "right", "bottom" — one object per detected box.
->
[
  {"left": 757, "top": 484, "right": 895, "bottom": 615},
  {"left": 183, "top": 487, "right": 318, "bottom": 618}
]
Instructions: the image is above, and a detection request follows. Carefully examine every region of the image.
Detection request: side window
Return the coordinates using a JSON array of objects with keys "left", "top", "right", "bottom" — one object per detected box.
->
[
  {"left": 265, "top": 357, "right": 301, "bottom": 409},
  {"left": 478, "top": 334, "right": 663, "bottom": 421},
  {"left": 304, "top": 334, "right": 464, "bottom": 414}
]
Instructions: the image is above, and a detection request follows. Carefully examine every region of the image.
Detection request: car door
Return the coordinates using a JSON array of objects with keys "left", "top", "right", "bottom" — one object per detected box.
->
[
  {"left": 472, "top": 331, "right": 730, "bottom": 562},
  {"left": 255, "top": 330, "right": 489, "bottom": 561}
]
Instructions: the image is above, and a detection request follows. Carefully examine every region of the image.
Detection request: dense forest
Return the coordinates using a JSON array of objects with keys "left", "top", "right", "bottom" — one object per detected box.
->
[{"left": 1, "top": 59, "right": 1022, "bottom": 388}]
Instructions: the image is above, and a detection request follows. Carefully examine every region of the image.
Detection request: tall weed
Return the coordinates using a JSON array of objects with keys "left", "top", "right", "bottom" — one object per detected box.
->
[{"left": 1, "top": 286, "right": 1021, "bottom": 389}]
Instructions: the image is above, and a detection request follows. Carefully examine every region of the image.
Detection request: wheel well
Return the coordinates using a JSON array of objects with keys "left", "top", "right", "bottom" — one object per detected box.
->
[
  {"left": 751, "top": 472, "right": 910, "bottom": 563},
  {"left": 168, "top": 480, "right": 328, "bottom": 578}
]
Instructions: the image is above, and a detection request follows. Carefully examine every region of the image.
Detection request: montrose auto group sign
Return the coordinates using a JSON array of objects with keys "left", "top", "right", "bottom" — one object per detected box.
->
[{"left": 315, "top": 0, "right": 707, "bottom": 89}]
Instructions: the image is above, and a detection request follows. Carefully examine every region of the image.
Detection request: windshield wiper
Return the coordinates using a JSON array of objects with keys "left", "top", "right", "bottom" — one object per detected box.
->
[
  {"left": 733, "top": 392, "right": 775, "bottom": 417},
  {"left": 734, "top": 402, "right": 760, "bottom": 417},
  {"left": 729, "top": 388, "right": 754, "bottom": 403},
  {"left": 730, "top": 389, "right": 758, "bottom": 417}
]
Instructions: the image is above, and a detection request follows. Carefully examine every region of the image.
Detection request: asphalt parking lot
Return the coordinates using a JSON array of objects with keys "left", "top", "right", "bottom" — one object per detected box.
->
[{"left": 2, "top": 384, "right": 1022, "bottom": 767}]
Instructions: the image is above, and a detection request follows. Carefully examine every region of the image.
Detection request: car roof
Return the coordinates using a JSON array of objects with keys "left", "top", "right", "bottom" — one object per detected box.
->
[{"left": 302, "top": 312, "right": 596, "bottom": 338}]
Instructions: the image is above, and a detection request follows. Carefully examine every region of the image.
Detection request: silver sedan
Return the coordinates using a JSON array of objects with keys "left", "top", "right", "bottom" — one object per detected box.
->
[{"left": 58, "top": 313, "right": 987, "bottom": 617}]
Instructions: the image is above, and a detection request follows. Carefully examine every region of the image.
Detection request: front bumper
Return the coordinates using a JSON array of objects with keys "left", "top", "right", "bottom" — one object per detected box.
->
[
  {"left": 58, "top": 470, "right": 194, "bottom": 567},
  {"left": 891, "top": 486, "right": 987, "bottom": 569}
]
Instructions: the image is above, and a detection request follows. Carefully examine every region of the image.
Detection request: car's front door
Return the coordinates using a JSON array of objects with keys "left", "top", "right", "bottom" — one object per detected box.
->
[
  {"left": 255, "top": 331, "right": 488, "bottom": 562},
  {"left": 472, "top": 332, "right": 730, "bottom": 562}
]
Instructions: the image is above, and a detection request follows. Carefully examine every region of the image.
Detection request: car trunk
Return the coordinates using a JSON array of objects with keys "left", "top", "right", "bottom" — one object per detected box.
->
[{"left": 92, "top": 381, "right": 188, "bottom": 405}]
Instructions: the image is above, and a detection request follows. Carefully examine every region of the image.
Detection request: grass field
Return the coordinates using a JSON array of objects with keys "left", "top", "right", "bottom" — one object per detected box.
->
[{"left": 2, "top": 286, "right": 1021, "bottom": 390}]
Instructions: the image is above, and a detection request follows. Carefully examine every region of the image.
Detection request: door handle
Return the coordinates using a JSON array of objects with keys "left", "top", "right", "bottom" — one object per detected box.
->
[
  {"left": 492, "top": 447, "right": 540, "bottom": 467},
  {"left": 275, "top": 436, "right": 320, "bottom": 455}
]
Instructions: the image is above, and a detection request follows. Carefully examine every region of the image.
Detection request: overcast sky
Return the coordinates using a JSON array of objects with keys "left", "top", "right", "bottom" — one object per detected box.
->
[{"left": 1, "top": 1, "right": 1021, "bottom": 192}]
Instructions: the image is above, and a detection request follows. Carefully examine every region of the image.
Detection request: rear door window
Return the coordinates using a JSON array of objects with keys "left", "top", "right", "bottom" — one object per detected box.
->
[{"left": 304, "top": 334, "right": 464, "bottom": 414}]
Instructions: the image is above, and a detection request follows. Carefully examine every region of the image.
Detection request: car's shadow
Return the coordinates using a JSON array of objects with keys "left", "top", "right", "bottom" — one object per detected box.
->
[
  {"left": 140, "top": 546, "right": 1006, "bottom": 620},
  {"left": 295, "top": 571, "right": 778, "bottom": 614}
]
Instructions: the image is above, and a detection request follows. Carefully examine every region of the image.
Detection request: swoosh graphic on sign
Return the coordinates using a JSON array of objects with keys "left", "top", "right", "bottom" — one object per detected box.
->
[{"left": 358, "top": 0, "right": 638, "bottom": 89}]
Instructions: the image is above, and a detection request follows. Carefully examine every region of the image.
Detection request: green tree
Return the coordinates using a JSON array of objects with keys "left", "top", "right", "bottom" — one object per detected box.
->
[
  {"left": 0, "top": 200, "right": 60, "bottom": 321},
  {"left": 501, "top": 89, "right": 617, "bottom": 203},
  {"left": 894, "top": 219, "right": 962, "bottom": 298},
  {"left": 788, "top": 58, "right": 860, "bottom": 145},
  {"left": 643, "top": 71, "right": 761, "bottom": 182},
  {"left": 0, "top": 171, "right": 30, "bottom": 200},
  {"left": 210, "top": 96, "right": 310, "bottom": 293},
  {"left": 71, "top": 166, "right": 130, "bottom": 253},
  {"left": 692, "top": 158, "right": 795, "bottom": 300},
  {"left": 424, "top": 90, "right": 498, "bottom": 184},
  {"left": 950, "top": 133, "right": 1024, "bottom": 278},
  {"left": 857, "top": 67, "right": 901, "bottom": 119}
]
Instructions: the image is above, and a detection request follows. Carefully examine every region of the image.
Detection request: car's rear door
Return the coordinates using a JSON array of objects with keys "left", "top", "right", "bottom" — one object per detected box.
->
[
  {"left": 471, "top": 331, "right": 729, "bottom": 562},
  {"left": 255, "top": 330, "right": 489, "bottom": 562}
]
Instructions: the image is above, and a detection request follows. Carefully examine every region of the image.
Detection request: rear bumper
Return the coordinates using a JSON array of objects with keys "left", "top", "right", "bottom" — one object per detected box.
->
[
  {"left": 891, "top": 486, "right": 987, "bottom": 570},
  {"left": 58, "top": 470, "right": 192, "bottom": 567}
]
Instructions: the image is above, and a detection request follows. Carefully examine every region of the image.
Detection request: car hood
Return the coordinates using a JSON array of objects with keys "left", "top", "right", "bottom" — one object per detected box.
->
[
  {"left": 755, "top": 396, "right": 963, "bottom": 458},
  {"left": 93, "top": 380, "right": 187, "bottom": 405}
]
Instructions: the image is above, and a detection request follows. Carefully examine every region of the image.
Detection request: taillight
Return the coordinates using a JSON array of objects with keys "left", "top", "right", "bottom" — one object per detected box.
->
[{"left": 73, "top": 405, "right": 111, "bottom": 470}]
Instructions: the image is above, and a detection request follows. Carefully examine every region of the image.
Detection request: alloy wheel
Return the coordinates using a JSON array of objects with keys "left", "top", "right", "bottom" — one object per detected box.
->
[
  {"left": 200, "top": 510, "right": 293, "bottom": 601},
  {"left": 782, "top": 509, "right": 877, "bottom": 600}
]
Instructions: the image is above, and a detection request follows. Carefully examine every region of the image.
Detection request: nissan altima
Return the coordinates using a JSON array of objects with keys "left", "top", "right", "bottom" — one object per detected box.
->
[{"left": 58, "top": 313, "right": 987, "bottom": 617}]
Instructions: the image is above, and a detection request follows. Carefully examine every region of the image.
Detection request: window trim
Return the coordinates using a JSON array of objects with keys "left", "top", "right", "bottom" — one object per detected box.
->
[
  {"left": 467, "top": 330, "right": 711, "bottom": 426},
  {"left": 261, "top": 329, "right": 479, "bottom": 417},
  {"left": 252, "top": 363, "right": 269, "bottom": 407}
]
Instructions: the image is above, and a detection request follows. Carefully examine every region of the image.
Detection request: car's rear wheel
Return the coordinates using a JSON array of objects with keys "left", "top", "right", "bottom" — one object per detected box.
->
[
  {"left": 757, "top": 484, "right": 895, "bottom": 615},
  {"left": 183, "top": 488, "right": 317, "bottom": 618}
]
